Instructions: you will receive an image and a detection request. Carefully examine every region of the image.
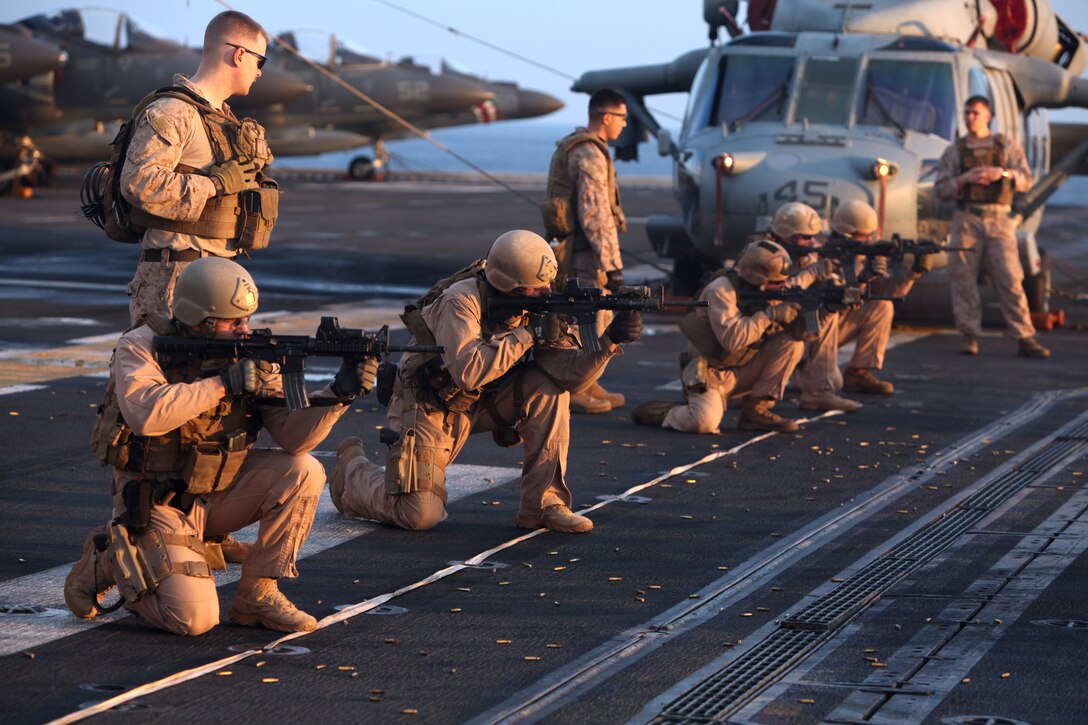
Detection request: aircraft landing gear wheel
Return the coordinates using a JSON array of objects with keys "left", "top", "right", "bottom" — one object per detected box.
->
[
  {"left": 348, "top": 155, "right": 377, "bottom": 181},
  {"left": 671, "top": 256, "right": 704, "bottom": 297}
]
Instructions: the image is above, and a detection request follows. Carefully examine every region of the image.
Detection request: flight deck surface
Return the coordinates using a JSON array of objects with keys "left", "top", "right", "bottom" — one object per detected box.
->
[{"left": 1, "top": 178, "right": 1086, "bottom": 725}]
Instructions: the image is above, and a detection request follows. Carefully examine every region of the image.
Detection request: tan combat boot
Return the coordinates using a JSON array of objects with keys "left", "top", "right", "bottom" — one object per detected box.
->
[
  {"left": 843, "top": 367, "right": 895, "bottom": 395},
  {"left": 64, "top": 528, "right": 115, "bottom": 619},
  {"left": 738, "top": 397, "right": 799, "bottom": 433},
  {"left": 230, "top": 577, "right": 317, "bottom": 633},
  {"left": 1017, "top": 337, "right": 1051, "bottom": 359},
  {"left": 586, "top": 381, "right": 625, "bottom": 409},
  {"left": 630, "top": 400, "right": 679, "bottom": 426},
  {"left": 570, "top": 393, "right": 611, "bottom": 415},
  {"left": 961, "top": 334, "right": 979, "bottom": 356},
  {"left": 516, "top": 505, "right": 593, "bottom": 534},
  {"left": 331, "top": 436, "right": 366, "bottom": 514},
  {"left": 217, "top": 534, "right": 253, "bottom": 564},
  {"left": 799, "top": 391, "right": 862, "bottom": 412}
]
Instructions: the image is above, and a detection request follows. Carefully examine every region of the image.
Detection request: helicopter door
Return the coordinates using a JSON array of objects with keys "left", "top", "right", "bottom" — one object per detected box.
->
[{"left": 984, "top": 69, "right": 1021, "bottom": 144}]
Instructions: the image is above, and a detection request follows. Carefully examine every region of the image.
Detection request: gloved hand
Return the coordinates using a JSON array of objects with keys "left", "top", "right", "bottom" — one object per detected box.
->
[
  {"left": 606, "top": 309, "right": 642, "bottom": 344},
  {"left": 530, "top": 312, "right": 566, "bottom": 345},
  {"left": 209, "top": 159, "right": 260, "bottom": 196},
  {"left": 604, "top": 269, "right": 625, "bottom": 292},
  {"left": 331, "top": 357, "right": 381, "bottom": 398},
  {"left": 220, "top": 359, "right": 259, "bottom": 396},
  {"left": 767, "top": 302, "right": 799, "bottom": 324},
  {"left": 816, "top": 257, "right": 836, "bottom": 281},
  {"left": 912, "top": 253, "right": 933, "bottom": 275},
  {"left": 867, "top": 254, "right": 889, "bottom": 277}
]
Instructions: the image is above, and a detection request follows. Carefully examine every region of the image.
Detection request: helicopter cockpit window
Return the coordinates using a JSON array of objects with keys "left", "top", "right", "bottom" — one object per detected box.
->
[
  {"left": 794, "top": 56, "right": 859, "bottom": 125},
  {"left": 856, "top": 60, "right": 956, "bottom": 139},
  {"left": 709, "top": 55, "right": 793, "bottom": 129}
]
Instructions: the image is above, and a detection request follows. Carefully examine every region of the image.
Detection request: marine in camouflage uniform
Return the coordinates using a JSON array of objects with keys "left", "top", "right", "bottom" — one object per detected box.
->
[
  {"left": 935, "top": 95, "right": 1049, "bottom": 358},
  {"left": 122, "top": 12, "right": 274, "bottom": 328},
  {"left": 542, "top": 88, "right": 630, "bottom": 413},
  {"left": 330, "top": 231, "right": 642, "bottom": 534}
]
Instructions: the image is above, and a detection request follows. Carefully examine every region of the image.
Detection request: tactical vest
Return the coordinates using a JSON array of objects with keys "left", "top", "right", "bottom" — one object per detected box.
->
[
  {"left": 541, "top": 128, "right": 627, "bottom": 241},
  {"left": 90, "top": 315, "right": 261, "bottom": 498},
  {"left": 398, "top": 261, "right": 508, "bottom": 412},
  {"left": 956, "top": 134, "right": 1013, "bottom": 206},
  {"left": 120, "top": 87, "right": 277, "bottom": 245},
  {"left": 676, "top": 270, "right": 766, "bottom": 369}
]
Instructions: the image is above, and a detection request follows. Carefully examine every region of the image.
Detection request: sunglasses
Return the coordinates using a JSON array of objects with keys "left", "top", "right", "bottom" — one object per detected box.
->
[{"left": 225, "top": 42, "right": 267, "bottom": 70}]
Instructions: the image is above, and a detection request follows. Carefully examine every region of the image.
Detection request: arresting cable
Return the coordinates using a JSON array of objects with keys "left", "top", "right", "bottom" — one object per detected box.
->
[{"left": 45, "top": 412, "right": 840, "bottom": 724}]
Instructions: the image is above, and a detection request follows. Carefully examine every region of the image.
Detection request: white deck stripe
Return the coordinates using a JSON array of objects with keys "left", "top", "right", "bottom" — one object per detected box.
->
[{"left": 0, "top": 462, "right": 518, "bottom": 658}]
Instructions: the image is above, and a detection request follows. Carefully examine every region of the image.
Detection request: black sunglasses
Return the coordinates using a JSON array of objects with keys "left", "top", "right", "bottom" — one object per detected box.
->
[{"left": 225, "top": 42, "right": 267, "bottom": 70}]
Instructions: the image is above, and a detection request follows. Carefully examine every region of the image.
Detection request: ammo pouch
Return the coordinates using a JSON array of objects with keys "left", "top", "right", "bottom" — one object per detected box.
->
[
  {"left": 237, "top": 184, "right": 278, "bottom": 251},
  {"left": 384, "top": 429, "right": 447, "bottom": 500},
  {"left": 91, "top": 399, "right": 132, "bottom": 469},
  {"left": 681, "top": 355, "right": 710, "bottom": 394},
  {"left": 540, "top": 196, "right": 575, "bottom": 240},
  {"left": 180, "top": 433, "right": 249, "bottom": 495}
]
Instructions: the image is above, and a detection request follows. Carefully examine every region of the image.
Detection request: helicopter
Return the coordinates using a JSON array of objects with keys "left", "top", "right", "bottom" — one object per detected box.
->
[{"left": 573, "top": 0, "right": 1088, "bottom": 314}]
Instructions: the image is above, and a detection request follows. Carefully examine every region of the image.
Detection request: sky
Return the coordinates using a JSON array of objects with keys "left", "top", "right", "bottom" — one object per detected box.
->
[{"left": 5, "top": 0, "right": 1088, "bottom": 126}]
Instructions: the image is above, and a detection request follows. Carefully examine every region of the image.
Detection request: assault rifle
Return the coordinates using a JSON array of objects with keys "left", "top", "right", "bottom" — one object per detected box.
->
[
  {"left": 737, "top": 284, "right": 904, "bottom": 336},
  {"left": 488, "top": 278, "right": 708, "bottom": 353},
  {"left": 793, "top": 234, "right": 972, "bottom": 285},
  {"left": 153, "top": 316, "right": 443, "bottom": 411}
]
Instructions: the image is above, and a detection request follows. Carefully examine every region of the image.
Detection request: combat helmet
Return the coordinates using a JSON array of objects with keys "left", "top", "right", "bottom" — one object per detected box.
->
[
  {"left": 484, "top": 230, "right": 558, "bottom": 293},
  {"left": 171, "top": 256, "right": 259, "bottom": 326},
  {"left": 831, "top": 200, "right": 879, "bottom": 237},
  {"left": 771, "top": 202, "right": 822, "bottom": 239},
  {"left": 736, "top": 239, "right": 791, "bottom": 286}
]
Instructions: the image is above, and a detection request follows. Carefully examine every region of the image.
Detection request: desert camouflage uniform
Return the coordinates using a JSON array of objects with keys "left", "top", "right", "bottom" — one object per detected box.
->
[
  {"left": 336, "top": 277, "right": 620, "bottom": 529},
  {"left": 663, "top": 275, "right": 804, "bottom": 434},
  {"left": 799, "top": 270, "right": 917, "bottom": 395},
  {"left": 121, "top": 74, "right": 272, "bottom": 327},
  {"left": 935, "top": 135, "right": 1034, "bottom": 339},
  {"left": 105, "top": 324, "right": 346, "bottom": 635}
]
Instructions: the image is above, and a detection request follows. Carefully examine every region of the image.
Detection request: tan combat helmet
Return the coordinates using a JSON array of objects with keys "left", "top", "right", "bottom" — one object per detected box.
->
[
  {"left": 771, "top": 201, "right": 822, "bottom": 239},
  {"left": 831, "top": 200, "right": 879, "bottom": 237},
  {"left": 484, "top": 230, "right": 558, "bottom": 293},
  {"left": 171, "top": 256, "right": 259, "bottom": 326},
  {"left": 737, "top": 239, "right": 791, "bottom": 286}
]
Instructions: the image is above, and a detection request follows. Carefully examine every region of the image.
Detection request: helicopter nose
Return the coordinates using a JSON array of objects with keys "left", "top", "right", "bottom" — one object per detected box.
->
[
  {"left": 514, "top": 89, "right": 564, "bottom": 119},
  {"left": 246, "top": 65, "right": 312, "bottom": 107}
]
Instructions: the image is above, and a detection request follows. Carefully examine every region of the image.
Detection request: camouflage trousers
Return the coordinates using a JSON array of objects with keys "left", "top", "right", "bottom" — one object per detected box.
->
[
  {"left": 337, "top": 366, "right": 572, "bottom": 530},
  {"left": 947, "top": 211, "right": 1035, "bottom": 339},
  {"left": 127, "top": 259, "right": 190, "bottom": 329},
  {"left": 571, "top": 246, "right": 613, "bottom": 334},
  {"left": 663, "top": 332, "right": 804, "bottom": 434},
  {"left": 110, "top": 449, "right": 325, "bottom": 636},
  {"left": 798, "top": 300, "right": 894, "bottom": 395}
]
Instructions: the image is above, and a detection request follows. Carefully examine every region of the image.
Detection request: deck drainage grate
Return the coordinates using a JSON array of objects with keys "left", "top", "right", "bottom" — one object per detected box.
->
[
  {"left": 596, "top": 494, "right": 653, "bottom": 504},
  {"left": 651, "top": 416, "right": 1088, "bottom": 722},
  {"left": 448, "top": 560, "right": 509, "bottom": 570},
  {"left": 226, "top": 644, "right": 311, "bottom": 655}
]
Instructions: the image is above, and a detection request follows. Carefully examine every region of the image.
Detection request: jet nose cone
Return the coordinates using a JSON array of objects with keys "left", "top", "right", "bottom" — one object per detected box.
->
[
  {"left": 515, "top": 89, "right": 565, "bottom": 119},
  {"left": 247, "top": 66, "right": 312, "bottom": 107},
  {"left": 429, "top": 75, "right": 494, "bottom": 113},
  {"left": 0, "top": 29, "right": 67, "bottom": 84}
]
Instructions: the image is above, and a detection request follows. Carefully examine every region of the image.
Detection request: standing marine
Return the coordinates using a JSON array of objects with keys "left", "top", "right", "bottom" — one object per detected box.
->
[
  {"left": 121, "top": 10, "right": 277, "bottom": 328},
  {"left": 331, "top": 230, "right": 643, "bottom": 534},
  {"left": 542, "top": 88, "right": 631, "bottom": 414},
  {"left": 935, "top": 95, "right": 1049, "bottom": 358},
  {"left": 65, "top": 258, "right": 377, "bottom": 635}
]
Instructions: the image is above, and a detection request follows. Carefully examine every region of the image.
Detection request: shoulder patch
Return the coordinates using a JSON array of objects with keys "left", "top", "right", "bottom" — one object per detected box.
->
[{"left": 143, "top": 99, "right": 196, "bottom": 144}]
